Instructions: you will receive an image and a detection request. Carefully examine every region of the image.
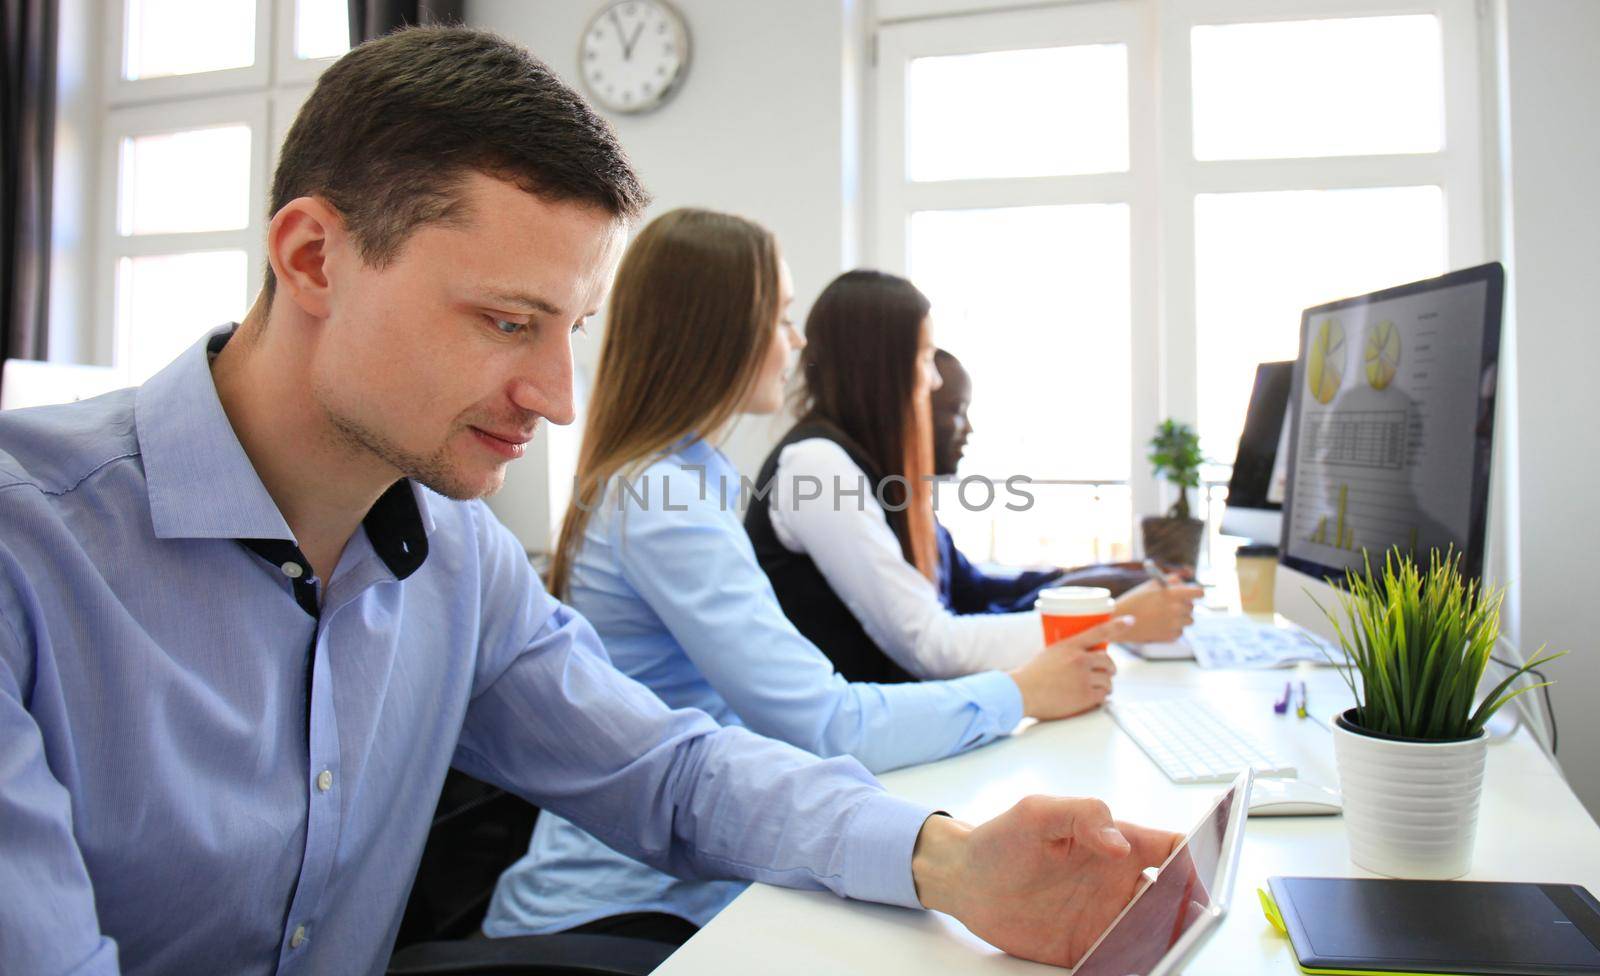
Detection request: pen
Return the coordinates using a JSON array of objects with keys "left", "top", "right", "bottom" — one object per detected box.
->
[
  {"left": 1274, "top": 681, "right": 1291, "bottom": 714},
  {"left": 1142, "top": 558, "right": 1169, "bottom": 590},
  {"left": 1296, "top": 681, "right": 1309, "bottom": 719}
]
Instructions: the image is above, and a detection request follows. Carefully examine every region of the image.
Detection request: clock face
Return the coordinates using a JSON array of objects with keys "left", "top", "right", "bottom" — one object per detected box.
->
[{"left": 580, "top": 0, "right": 690, "bottom": 114}]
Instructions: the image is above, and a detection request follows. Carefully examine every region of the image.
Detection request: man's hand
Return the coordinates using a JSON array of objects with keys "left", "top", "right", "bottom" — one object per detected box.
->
[
  {"left": 1009, "top": 617, "right": 1129, "bottom": 720},
  {"left": 1113, "top": 577, "right": 1202, "bottom": 642},
  {"left": 911, "top": 798, "right": 1183, "bottom": 968}
]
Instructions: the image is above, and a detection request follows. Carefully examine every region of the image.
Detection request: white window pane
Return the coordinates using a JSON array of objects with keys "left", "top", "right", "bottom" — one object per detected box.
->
[
  {"left": 937, "top": 480, "right": 1134, "bottom": 568},
  {"left": 908, "top": 45, "right": 1128, "bottom": 181},
  {"left": 1191, "top": 16, "right": 1444, "bottom": 161},
  {"left": 119, "top": 126, "right": 252, "bottom": 236},
  {"left": 296, "top": 0, "right": 350, "bottom": 60},
  {"left": 911, "top": 204, "right": 1132, "bottom": 565},
  {"left": 910, "top": 205, "right": 1130, "bottom": 482},
  {"left": 124, "top": 0, "right": 256, "bottom": 80},
  {"left": 1194, "top": 187, "right": 1446, "bottom": 462},
  {"left": 118, "top": 252, "right": 249, "bottom": 383}
]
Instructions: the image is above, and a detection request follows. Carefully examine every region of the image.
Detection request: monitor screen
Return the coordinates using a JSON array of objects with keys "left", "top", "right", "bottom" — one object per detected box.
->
[
  {"left": 1071, "top": 776, "right": 1245, "bottom": 976},
  {"left": 1221, "top": 361, "right": 1294, "bottom": 542},
  {"left": 1280, "top": 263, "right": 1503, "bottom": 584}
]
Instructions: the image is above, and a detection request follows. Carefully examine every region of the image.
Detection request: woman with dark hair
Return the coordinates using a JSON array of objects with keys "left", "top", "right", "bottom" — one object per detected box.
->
[
  {"left": 746, "top": 271, "right": 1198, "bottom": 685},
  {"left": 485, "top": 213, "right": 1143, "bottom": 942}
]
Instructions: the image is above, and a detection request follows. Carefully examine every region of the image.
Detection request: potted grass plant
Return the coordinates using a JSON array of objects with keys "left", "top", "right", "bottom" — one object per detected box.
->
[
  {"left": 1320, "top": 548, "right": 1563, "bottom": 879},
  {"left": 1142, "top": 419, "right": 1205, "bottom": 567}
]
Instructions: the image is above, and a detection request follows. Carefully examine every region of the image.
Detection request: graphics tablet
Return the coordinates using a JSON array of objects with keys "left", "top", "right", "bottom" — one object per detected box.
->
[
  {"left": 1266, "top": 876, "right": 1600, "bottom": 974},
  {"left": 1071, "top": 768, "right": 1254, "bottom": 976}
]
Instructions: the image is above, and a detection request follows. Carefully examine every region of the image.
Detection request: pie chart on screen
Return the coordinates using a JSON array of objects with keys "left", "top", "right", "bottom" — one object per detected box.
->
[
  {"left": 1307, "top": 317, "right": 1346, "bottom": 404},
  {"left": 1364, "top": 320, "right": 1401, "bottom": 390}
]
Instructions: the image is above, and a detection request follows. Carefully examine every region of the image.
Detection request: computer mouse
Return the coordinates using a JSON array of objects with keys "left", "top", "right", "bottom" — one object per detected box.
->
[{"left": 1246, "top": 778, "right": 1342, "bottom": 817}]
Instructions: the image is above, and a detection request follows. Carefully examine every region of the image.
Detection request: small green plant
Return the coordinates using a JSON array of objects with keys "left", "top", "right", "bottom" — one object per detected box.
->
[
  {"left": 1319, "top": 547, "right": 1563, "bottom": 740},
  {"left": 1147, "top": 419, "right": 1203, "bottom": 521}
]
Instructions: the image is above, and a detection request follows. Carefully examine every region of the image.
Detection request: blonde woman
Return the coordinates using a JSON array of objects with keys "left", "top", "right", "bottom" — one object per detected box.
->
[{"left": 484, "top": 209, "right": 1133, "bottom": 941}]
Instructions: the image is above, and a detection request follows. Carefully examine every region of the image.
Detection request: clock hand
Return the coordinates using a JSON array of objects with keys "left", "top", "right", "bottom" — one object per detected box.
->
[
  {"left": 608, "top": 8, "right": 629, "bottom": 58},
  {"left": 624, "top": 20, "right": 646, "bottom": 60}
]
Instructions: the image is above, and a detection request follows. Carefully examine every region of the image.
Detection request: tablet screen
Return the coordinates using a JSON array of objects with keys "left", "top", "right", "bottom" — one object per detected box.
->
[{"left": 1072, "top": 782, "right": 1240, "bottom": 976}]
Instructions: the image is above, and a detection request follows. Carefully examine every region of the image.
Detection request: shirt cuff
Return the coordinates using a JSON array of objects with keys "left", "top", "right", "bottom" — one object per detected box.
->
[
  {"left": 952, "top": 668, "right": 1026, "bottom": 733},
  {"left": 840, "top": 792, "right": 940, "bottom": 910}
]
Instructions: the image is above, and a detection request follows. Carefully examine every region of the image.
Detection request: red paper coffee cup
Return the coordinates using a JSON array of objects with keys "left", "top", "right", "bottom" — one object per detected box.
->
[{"left": 1037, "top": 586, "right": 1115, "bottom": 650}]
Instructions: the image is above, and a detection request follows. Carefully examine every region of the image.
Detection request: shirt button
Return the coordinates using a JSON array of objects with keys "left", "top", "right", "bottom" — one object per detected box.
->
[
  {"left": 290, "top": 925, "right": 307, "bottom": 949},
  {"left": 316, "top": 769, "right": 333, "bottom": 792},
  {"left": 281, "top": 561, "right": 304, "bottom": 579}
]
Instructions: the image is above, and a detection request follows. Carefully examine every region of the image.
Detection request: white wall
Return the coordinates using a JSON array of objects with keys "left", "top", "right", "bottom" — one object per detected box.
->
[
  {"left": 468, "top": 0, "right": 866, "bottom": 554},
  {"left": 1496, "top": 0, "right": 1600, "bottom": 818}
]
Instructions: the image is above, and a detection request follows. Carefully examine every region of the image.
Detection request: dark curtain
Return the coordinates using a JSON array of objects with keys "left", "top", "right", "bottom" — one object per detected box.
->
[
  {"left": 0, "top": 0, "right": 58, "bottom": 392},
  {"left": 349, "top": 0, "right": 464, "bottom": 46}
]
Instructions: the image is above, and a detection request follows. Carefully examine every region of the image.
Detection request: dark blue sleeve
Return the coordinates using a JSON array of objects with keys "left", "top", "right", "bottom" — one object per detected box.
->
[{"left": 937, "top": 523, "right": 1065, "bottom": 616}]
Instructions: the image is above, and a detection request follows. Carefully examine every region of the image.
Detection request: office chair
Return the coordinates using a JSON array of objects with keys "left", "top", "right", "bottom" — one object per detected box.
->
[{"left": 386, "top": 770, "right": 678, "bottom": 976}]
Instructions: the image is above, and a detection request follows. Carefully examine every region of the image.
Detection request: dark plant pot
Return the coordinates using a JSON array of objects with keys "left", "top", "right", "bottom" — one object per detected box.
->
[
  {"left": 1333, "top": 708, "right": 1483, "bottom": 745},
  {"left": 1141, "top": 516, "right": 1204, "bottom": 568}
]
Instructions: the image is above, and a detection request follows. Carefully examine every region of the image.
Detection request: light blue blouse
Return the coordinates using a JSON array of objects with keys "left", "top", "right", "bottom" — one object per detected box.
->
[{"left": 485, "top": 436, "right": 1024, "bottom": 933}]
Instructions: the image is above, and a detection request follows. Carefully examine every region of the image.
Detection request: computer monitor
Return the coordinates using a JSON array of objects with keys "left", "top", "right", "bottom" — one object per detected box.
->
[
  {"left": 1219, "top": 361, "right": 1294, "bottom": 544},
  {"left": 1274, "top": 263, "right": 1505, "bottom": 640}
]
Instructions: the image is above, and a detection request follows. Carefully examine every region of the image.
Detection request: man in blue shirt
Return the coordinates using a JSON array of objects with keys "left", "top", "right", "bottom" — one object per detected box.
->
[
  {"left": 0, "top": 28, "right": 1179, "bottom": 975},
  {"left": 930, "top": 349, "right": 1201, "bottom": 636}
]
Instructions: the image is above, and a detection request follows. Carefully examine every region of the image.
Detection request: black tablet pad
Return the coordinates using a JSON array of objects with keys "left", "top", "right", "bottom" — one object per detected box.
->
[{"left": 1269, "top": 877, "right": 1600, "bottom": 975}]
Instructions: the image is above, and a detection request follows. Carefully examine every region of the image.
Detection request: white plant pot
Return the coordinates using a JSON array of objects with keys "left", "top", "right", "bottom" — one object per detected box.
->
[{"left": 1332, "top": 709, "right": 1488, "bottom": 880}]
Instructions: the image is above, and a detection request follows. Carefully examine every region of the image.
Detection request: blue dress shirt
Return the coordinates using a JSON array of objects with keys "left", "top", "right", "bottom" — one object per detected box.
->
[
  {"left": 485, "top": 437, "right": 1023, "bottom": 935},
  {"left": 0, "top": 327, "right": 937, "bottom": 976}
]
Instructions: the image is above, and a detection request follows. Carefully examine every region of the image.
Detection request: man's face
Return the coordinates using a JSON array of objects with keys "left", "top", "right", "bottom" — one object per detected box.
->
[
  {"left": 309, "top": 171, "right": 625, "bottom": 499},
  {"left": 931, "top": 358, "right": 973, "bottom": 477}
]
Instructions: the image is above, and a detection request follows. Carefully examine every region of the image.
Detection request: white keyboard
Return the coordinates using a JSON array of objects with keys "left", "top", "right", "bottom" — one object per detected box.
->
[{"left": 1106, "top": 698, "right": 1297, "bottom": 784}]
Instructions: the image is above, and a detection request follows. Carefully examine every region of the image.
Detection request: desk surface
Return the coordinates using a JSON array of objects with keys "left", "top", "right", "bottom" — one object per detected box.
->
[{"left": 657, "top": 648, "right": 1600, "bottom": 975}]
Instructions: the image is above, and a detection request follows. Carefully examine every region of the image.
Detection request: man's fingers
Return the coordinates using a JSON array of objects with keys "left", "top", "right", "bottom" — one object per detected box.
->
[
  {"left": 1055, "top": 798, "right": 1131, "bottom": 856},
  {"left": 1169, "top": 583, "right": 1205, "bottom": 601},
  {"left": 1027, "top": 796, "right": 1124, "bottom": 851}
]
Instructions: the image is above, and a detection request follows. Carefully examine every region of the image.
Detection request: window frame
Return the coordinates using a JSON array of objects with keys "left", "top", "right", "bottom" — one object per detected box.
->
[
  {"left": 871, "top": 0, "right": 1489, "bottom": 563},
  {"left": 94, "top": 0, "right": 346, "bottom": 376}
]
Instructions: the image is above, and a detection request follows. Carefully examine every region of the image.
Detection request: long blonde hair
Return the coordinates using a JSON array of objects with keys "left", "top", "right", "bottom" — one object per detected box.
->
[{"left": 547, "top": 208, "right": 782, "bottom": 598}]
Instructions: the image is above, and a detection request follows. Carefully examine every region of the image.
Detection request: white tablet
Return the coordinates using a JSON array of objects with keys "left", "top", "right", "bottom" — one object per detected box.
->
[{"left": 1071, "top": 768, "right": 1254, "bottom": 976}]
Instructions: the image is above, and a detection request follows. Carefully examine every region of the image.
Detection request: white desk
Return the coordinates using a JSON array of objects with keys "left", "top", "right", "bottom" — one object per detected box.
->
[{"left": 657, "top": 650, "right": 1600, "bottom": 974}]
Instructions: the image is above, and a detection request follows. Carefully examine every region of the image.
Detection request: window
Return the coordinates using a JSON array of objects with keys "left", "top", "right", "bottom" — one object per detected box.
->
[
  {"left": 99, "top": 0, "right": 349, "bottom": 382},
  {"left": 874, "top": 0, "right": 1485, "bottom": 569}
]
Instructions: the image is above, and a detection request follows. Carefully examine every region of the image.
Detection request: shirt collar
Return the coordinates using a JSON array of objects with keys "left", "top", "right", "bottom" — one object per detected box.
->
[
  {"left": 673, "top": 433, "right": 719, "bottom": 466},
  {"left": 135, "top": 325, "right": 434, "bottom": 580},
  {"left": 672, "top": 432, "right": 741, "bottom": 508}
]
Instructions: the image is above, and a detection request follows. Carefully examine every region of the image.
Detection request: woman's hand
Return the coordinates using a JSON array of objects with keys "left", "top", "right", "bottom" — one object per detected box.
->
[
  {"left": 1009, "top": 616, "right": 1130, "bottom": 720},
  {"left": 1113, "top": 576, "right": 1202, "bottom": 642}
]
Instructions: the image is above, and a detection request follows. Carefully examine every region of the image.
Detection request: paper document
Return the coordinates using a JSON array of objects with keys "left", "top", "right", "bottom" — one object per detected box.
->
[{"left": 1122, "top": 616, "right": 1345, "bottom": 669}]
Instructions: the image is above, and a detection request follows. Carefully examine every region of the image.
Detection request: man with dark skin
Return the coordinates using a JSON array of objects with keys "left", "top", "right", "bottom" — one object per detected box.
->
[{"left": 930, "top": 349, "right": 1202, "bottom": 638}]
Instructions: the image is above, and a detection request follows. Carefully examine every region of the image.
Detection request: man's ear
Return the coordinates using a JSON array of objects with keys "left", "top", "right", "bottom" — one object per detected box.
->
[{"left": 265, "top": 196, "right": 344, "bottom": 319}]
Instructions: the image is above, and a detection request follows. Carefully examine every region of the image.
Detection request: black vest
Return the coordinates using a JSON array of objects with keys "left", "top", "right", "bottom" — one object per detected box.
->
[{"left": 745, "top": 422, "right": 917, "bottom": 684}]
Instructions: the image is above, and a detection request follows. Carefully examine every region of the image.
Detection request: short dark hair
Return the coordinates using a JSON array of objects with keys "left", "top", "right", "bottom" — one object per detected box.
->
[{"left": 265, "top": 26, "right": 650, "bottom": 299}]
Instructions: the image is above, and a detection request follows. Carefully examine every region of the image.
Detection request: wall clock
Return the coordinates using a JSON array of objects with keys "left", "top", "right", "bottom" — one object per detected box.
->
[{"left": 580, "top": 1, "right": 691, "bottom": 114}]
